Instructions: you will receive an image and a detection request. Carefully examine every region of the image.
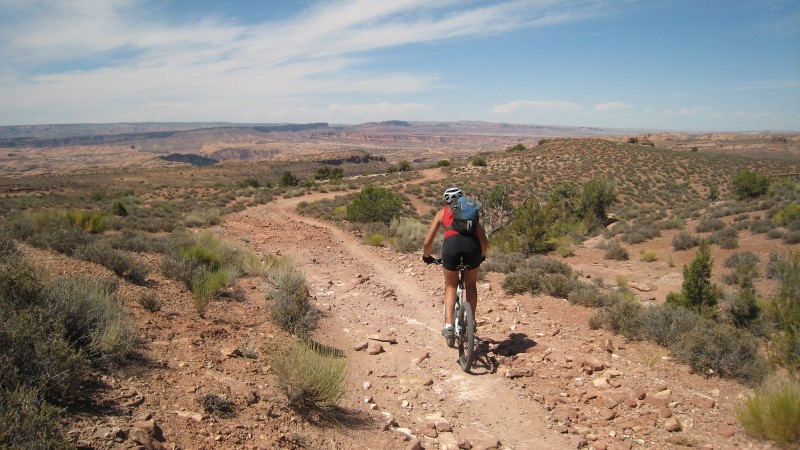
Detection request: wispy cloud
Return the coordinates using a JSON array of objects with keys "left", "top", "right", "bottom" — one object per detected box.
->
[
  {"left": 491, "top": 100, "right": 584, "bottom": 114},
  {"left": 0, "top": 0, "right": 614, "bottom": 124},
  {"left": 594, "top": 101, "right": 633, "bottom": 111}
]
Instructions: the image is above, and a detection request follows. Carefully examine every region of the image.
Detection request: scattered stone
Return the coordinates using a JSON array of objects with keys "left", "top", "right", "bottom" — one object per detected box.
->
[
  {"left": 422, "top": 427, "right": 438, "bottom": 438},
  {"left": 220, "top": 347, "right": 242, "bottom": 358},
  {"left": 659, "top": 407, "right": 673, "bottom": 418},
  {"left": 435, "top": 420, "right": 453, "bottom": 432},
  {"left": 173, "top": 410, "right": 204, "bottom": 422},
  {"left": 665, "top": 435, "right": 691, "bottom": 446},
  {"left": 603, "top": 339, "right": 614, "bottom": 353},
  {"left": 354, "top": 342, "right": 369, "bottom": 351},
  {"left": 368, "top": 334, "right": 398, "bottom": 344},
  {"left": 407, "top": 439, "right": 423, "bottom": 450},
  {"left": 717, "top": 425, "right": 736, "bottom": 437},
  {"left": 583, "top": 358, "right": 605, "bottom": 372},
  {"left": 665, "top": 417, "right": 682, "bottom": 432},
  {"left": 634, "top": 386, "right": 646, "bottom": 400},
  {"left": 368, "top": 343, "right": 384, "bottom": 355}
]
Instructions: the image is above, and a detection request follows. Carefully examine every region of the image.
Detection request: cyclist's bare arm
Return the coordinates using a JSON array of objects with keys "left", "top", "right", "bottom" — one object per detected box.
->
[
  {"left": 422, "top": 209, "right": 444, "bottom": 258},
  {"left": 476, "top": 222, "right": 488, "bottom": 258}
]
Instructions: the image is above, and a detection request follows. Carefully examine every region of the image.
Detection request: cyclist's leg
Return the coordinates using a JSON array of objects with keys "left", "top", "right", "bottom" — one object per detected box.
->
[
  {"left": 463, "top": 267, "right": 479, "bottom": 319},
  {"left": 443, "top": 268, "right": 459, "bottom": 324}
]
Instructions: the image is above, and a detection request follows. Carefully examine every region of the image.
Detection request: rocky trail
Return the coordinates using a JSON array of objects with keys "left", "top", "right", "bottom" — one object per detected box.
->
[{"left": 50, "top": 171, "right": 773, "bottom": 450}]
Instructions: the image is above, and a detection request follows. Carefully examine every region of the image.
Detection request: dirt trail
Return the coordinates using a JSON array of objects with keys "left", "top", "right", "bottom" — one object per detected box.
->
[{"left": 221, "top": 176, "right": 577, "bottom": 449}]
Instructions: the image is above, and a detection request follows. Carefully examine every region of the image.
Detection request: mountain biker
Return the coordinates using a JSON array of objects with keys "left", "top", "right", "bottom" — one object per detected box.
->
[{"left": 422, "top": 187, "right": 488, "bottom": 347}]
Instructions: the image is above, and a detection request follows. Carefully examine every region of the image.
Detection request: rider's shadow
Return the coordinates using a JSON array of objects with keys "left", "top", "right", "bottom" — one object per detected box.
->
[{"left": 471, "top": 333, "right": 537, "bottom": 375}]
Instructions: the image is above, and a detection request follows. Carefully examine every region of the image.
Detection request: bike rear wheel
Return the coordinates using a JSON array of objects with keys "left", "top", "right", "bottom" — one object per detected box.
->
[{"left": 457, "top": 299, "right": 475, "bottom": 372}]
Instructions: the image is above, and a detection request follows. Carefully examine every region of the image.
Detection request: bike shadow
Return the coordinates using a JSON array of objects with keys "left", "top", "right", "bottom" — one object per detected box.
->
[{"left": 470, "top": 332, "right": 537, "bottom": 375}]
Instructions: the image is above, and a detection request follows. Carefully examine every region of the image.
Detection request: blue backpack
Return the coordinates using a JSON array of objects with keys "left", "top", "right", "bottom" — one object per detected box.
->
[{"left": 448, "top": 196, "right": 480, "bottom": 235}]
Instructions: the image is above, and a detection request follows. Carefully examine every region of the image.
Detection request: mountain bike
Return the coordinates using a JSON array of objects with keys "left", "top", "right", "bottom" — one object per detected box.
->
[{"left": 434, "top": 258, "right": 475, "bottom": 372}]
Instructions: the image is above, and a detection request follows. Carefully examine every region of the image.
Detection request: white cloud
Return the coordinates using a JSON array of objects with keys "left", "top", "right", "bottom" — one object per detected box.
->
[
  {"left": 662, "top": 106, "right": 713, "bottom": 116},
  {"left": 594, "top": 101, "right": 633, "bottom": 111},
  {"left": 491, "top": 100, "right": 583, "bottom": 114}
]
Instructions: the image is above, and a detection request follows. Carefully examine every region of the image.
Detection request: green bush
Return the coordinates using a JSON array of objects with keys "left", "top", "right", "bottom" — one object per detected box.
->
[
  {"left": 567, "top": 284, "right": 613, "bottom": 307},
  {"left": 192, "top": 269, "right": 228, "bottom": 315},
  {"left": 590, "top": 298, "right": 644, "bottom": 340},
  {"left": 723, "top": 251, "right": 760, "bottom": 287},
  {"left": 273, "top": 341, "right": 347, "bottom": 411},
  {"left": 279, "top": 171, "right": 300, "bottom": 187},
  {"left": 640, "top": 250, "right": 658, "bottom": 262},
  {"left": 639, "top": 304, "right": 699, "bottom": 348},
  {"left": 737, "top": 374, "right": 800, "bottom": 447},
  {"left": 469, "top": 156, "right": 487, "bottom": 167},
  {"left": 346, "top": 185, "right": 403, "bottom": 225},
  {"left": 772, "top": 203, "right": 800, "bottom": 227},
  {"left": 672, "top": 231, "right": 699, "bottom": 250},
  {"left": 666, "top": 241, "right": 720, "bottom": 317},
  {"left": 732, "top": 170, "right": 770, "bottom": 200},
  {"left": 183, "top": 208, "right": 221, "bottom": 227},
  {"left": 267, "top": 263, "right": 317, "bottom": 336},
  {"left": 365, "top": 234, "right": 385, "bottom": 246}
]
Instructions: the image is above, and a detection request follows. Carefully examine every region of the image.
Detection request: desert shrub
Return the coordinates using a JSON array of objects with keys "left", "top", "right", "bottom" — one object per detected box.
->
[
  {"left": 0, "top": 385, "right": 71, "bottom": 449},
  {"left": 590, "top": 298, "right": 644, "bottom": 340},
  {"left": 469, "top": 156, "right": 487, "bottom": 167},
  {"left": 235, "top": 177, "right": 260, "bottom": 189},
  {"left": 672, "top": 231, "right": 699, "bottom": 251},
  {"left": 772, "top": 203, "right": 800, "bottom": 227},
  {"left": 501, "top": 266, "right": 541, "bottom": 295},
  {"left": 764, "top": 253, "right": 800, "bottom": 374},
  {"left": 76, "top": 241, "right": 150, "bottom": 284},
  {"left": 435, "top": 159, "right": 451, "bottom": 167},
  {"left": 732, "top": 170, "right": 770, "bottom": 200},
  {"left": 42, "top": 275, "right": 133, "bottom": 361},
  {"left": 106, "top": 230, "right": 167, "bottom": 253},
  {"left": 567, "top": 284, "right": 612, "bottom": 307},
  {"left": 197, "top": 394, "right": 236, "bottom": 418},
  {"left": 388, "top": 218, "right": 426, "bottom": 253},
  {"left": 622, "top": 221, "right": 661, "bottom": 244},
  {"left": 723, "top": 251, "right": 760, "bottom": 287},
  {"left": 727, "top": 288, "right": 761, "bottom": 329},
  {"left": 696, "top": 217, "right": 726, "bottom": 233},
  {"left": 273, "top": 341, "right": 347, "bottom": 411},
  {"left": 603, "top": 241, "right": 629, "bottom": 261},
  {"left": 183, "top": 208, "right": 221, "bottom": 227},
  {"left": 346, "top": 185, "right": 403, "bottom": 225},
  {"left": 750, "top": 219, "right": 774, "bottom": 234},
  {"left": 663, "top": 217, "right": 685, "bottom": 230},
  {"left": 542, "top": 273, "right": 572, "bottom": 298},
  {"left": 711, "top": 226, "right": 739, "bottom": 249},
  {"left": 767, "top": 228, "right": 785, "bottom": 240},
  {"left": 674, "top": 321, "right": 767, "bottom": 385},
  {"left": 481, "top": 251, "right": 525, "bottom": 274},
  {"left": 527, "top": 255, "right": 572, "bottom": 277},
  {"left": 639, "top": 304, "right": 700, "bottom": 348},
  {"left": 365, "top": 234, "right": 385, "bottom": 246},
  {"left": 137, "top": 291, "right": 162, "bottom": 312},
  {"left": 279, "top": 171, "right": 300, "bottom": 187},
  {"left": 737, "top": 374, "right": 800, "bottom": 447},
  {"left": 784, "top": 230, "right": 800, "bottom": 244},
  {"left": 191, "top": 269, "right": 228, "bottom": 315},
  {"left": 640, "top": 250, "right": 658, "bottom": 262},
  {"left": 267, "top": 263, "right": 317, "bottom": 336}
]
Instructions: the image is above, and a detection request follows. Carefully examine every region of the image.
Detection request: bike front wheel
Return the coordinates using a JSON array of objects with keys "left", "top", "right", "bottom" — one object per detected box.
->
[{"left": 457, "top": 300, "right": 475, "bottom": 372}]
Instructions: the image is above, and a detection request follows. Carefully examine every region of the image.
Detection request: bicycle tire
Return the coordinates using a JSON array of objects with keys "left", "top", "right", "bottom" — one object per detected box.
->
[{"left": 457, "top": 300, "right": 475, "bottom": 372}]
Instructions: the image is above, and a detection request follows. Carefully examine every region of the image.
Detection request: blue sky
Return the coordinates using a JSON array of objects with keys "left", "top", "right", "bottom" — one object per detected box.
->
[{"left": 0, "top": 0, "right": 798, "bottom": 131}]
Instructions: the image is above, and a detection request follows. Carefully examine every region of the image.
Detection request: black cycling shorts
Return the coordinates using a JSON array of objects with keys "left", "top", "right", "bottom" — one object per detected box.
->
[{"left": 441, "top": 234, "right": 482, "bottom": 271}]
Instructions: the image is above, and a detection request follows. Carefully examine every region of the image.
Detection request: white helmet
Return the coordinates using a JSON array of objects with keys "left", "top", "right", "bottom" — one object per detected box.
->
[{"left": 443, "top": 187, "right": 463, "bottom": 205}]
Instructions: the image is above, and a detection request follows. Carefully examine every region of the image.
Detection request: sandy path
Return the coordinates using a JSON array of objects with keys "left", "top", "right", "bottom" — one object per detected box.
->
[{"left": 222, "top": 175, "right": 577, "bottom": 449}]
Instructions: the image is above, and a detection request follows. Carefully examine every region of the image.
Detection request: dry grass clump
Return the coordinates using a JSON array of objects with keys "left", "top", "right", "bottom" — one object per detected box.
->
[
  {"left": 266, "top": 262, "right": 317, "bottom": 337},
  {"left": 737, "top": 374, "right": 800, "bottom": 447},
  {"left": 672, "top": 231, "right": 700, "bottom": 250},
  {"left": 197, "top": 394, "right": 236, "bottom": 418},
  {"left": 603, "top": 241, "right": 629, "bottom": 260},
  {"left": 696, "top": 217, "right": 726, "bottom": 233},
  {"left": 272, "top": 341, "right": 347, "bottom": 411}
]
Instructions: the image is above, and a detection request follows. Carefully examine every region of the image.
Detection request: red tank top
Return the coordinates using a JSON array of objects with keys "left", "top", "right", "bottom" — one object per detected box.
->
[{"left": 442, "top": 206, "right": 459, "bottom": 239}]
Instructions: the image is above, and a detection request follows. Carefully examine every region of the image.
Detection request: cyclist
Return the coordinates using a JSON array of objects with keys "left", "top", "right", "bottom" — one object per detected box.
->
[{"left": 422, "top": 187, "right": 488, "bottom": 347}]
